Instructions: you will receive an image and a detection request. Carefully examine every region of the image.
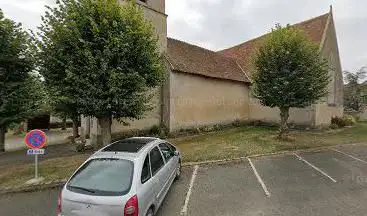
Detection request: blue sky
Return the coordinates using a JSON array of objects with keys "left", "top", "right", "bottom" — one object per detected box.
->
[{"left": 1, "top": 0, "right": 366, "bottom": 72}]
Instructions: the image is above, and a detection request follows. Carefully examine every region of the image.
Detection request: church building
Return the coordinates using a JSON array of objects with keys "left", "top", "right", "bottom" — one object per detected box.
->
[{"left": 82, "top": 0, "right": 344, "bottom": 144}]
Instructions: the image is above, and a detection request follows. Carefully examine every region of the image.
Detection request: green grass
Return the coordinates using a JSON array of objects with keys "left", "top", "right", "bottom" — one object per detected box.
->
[
  {"left": 1, "top": 123, "right": 367, "bottom": 189},
  {"left": 171, "top": 122, "right": 367, "bottom": 162},
  {"left": 0, "top": 154, "right": 89, "bottom": 189}
]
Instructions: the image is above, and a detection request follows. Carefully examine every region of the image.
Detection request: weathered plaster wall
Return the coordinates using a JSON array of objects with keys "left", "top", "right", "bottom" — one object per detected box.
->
[
  {"left": 320, "top": 13, "right": 344, "bottom": 108},
  {"left": 314, "top": 104, "right": 343, "bottom": 126},
  {"left": 315, "top": 12, "right": 344, "bottom": 126},
  {"left": 358, "top": 109, "right": 367, "bottom": 121},
  {"left": 137, "top": 0, "right": 167, "bottom": 53},
  {"left": 169, "top": 71, "right": 250, "bottom": 131},
  {"left": 111, "top": 88, "right": 162, "bottom": 133},
  {"left": 249, "top": 97, "right": 314, "bottom": 125}
]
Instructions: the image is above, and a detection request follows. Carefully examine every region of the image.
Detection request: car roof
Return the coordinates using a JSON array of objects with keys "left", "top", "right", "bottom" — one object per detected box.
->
[
  {"left": 91, "top": 137, "right": 163, "bottom": 160},
  {"left": 102, "top": 137, "right": 158, "bottom": 152}
]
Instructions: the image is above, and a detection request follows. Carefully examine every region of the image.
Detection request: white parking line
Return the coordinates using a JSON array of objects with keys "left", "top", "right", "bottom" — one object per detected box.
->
[
  {"left": 293, "top": 153, "right": 337, "bottom": 183},
  {"left": 247, "top": 158, "right": 271, "bottom": 197},
  {"left": 331, "top": 148, "right": 367, "bottom": 165},
  {"left": 181, "top": 165, "right": 199, "bottom": 216}
]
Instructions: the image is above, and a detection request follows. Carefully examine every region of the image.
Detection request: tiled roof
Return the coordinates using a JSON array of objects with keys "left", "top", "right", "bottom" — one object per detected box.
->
[
  {"left": 218, "top": 12, "right": 330, "bottom": 77},
  {"left": 166, "top": 38, "right": 250, "bottom": 83}
]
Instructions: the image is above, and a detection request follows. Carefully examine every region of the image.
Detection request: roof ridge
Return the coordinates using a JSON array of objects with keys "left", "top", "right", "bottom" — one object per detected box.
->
[
  {"left": 294, "top": 12, "right": 329, "bottom": 27},
  {"left": 167, "top": 37, "right": 221, "bottom": 56},
  {"left": 219, "top": 34, "right": 265, "bottom": 52},
  {"left": 218, "top": 11, "right": 330, "bottom": 52}
]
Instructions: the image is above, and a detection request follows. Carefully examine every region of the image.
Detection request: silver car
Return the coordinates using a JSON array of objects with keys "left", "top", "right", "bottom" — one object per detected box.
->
[{"left": 57, "top": 137, "right": 182, "bottom": 216}]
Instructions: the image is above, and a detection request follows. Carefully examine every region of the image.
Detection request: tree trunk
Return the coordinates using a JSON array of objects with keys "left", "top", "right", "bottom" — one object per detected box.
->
[
  {"left": 279, "top": 107, "right": 290, "bottom": 139},
  {"left": 85, "top": 117, "right": 90, "bottom": 139},
  {"left": 0, "top": 126, "right": 6, "bottom": 152},
  {"left": 98, "top": 116, "right": 112, "bottom": 146},
  {"left": 61, "top": 117, "right": 67, "bottom": 130},
  {"left": 72, "top": 118, "right": 79, "bottom": 138}
]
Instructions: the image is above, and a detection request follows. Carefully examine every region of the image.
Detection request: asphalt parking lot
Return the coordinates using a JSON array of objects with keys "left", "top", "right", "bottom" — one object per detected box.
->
[
  {"left": 156, "top": 143, "right": 367, "bottom": 216},
  {"left": 2, "top": 144, "right": 367, "bottom": 216}
]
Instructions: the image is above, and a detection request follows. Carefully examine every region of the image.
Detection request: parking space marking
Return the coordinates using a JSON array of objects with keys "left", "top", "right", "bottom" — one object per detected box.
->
[
  {"left": 294, "top": 153, "right": 337, "bottom": 183},
  {"left": 247, "top": 158, "right": 271, "bottom": 197},
  {"left": 331, "top": 148, "right": 367, "bottom": 165},
  {"left": 180, "top": 165, "right": 199, "bottom": 216}
]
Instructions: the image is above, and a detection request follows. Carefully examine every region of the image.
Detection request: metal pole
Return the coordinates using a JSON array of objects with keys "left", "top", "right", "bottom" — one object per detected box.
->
[{"left": 35, "top": 154, "right": 38, "bottom": 179}]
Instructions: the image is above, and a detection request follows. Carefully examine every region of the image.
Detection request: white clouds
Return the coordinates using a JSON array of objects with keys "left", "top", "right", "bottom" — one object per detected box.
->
[
  {"left": 0, "top": 0, "right": 56, "bottom": 30},
  {"left": 1, "top": 0, "right": 48, "bottom": 14},
  {"left": 0, "top": 0, "right": 365, "bottom": 71},
  {"left": 166, "top": 0, "right": 367, "bottom": 71}
]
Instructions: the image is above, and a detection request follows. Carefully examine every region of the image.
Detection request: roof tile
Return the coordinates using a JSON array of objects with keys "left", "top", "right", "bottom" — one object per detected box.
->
[
  {"left": 167, "top": 38, "right": 250, "bottom": 83},
  {"left": 218, "top": 13, "right": 330, "bottom": 77}
]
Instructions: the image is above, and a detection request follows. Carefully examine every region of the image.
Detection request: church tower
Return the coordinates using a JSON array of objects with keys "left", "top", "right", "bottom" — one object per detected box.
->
[{"left": 135, "top": 0, "right": 168, "bottom": 53}]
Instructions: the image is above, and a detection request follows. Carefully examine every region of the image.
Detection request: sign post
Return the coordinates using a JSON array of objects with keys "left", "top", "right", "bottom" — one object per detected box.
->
[{"left": 25, "top": 130, "right": 46, "bottom": 184}]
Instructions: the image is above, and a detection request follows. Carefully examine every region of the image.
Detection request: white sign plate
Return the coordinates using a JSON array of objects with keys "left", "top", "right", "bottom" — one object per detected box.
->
[{"left": 27, "top": 149, "right": 45, "bottom": 155}]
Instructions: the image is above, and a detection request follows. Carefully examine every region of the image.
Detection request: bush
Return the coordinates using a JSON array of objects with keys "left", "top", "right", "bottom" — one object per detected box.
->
[
  {"left": 149, "top": 125, "right": 160, "bottom": 135},
  {"left": 149, "top": 125, "right": 168, "bottom": 137},
  {"left": 329, "top": 123, "right": 339, "bottom": 129},
  {"left": 331, "top": 115, "right": 356, "bottom": 128},
  {"left": 343, "top": 115, "right": 356, "bottom": 126},
  {"left": 331, "top": 116, "right": 346, "bottom": 128}
]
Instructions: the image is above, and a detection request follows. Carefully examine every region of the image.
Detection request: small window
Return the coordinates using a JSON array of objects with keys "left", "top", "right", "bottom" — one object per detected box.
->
[
  {"left": 141, "top": 155, "right": 151, "bottom": 183},
  {"left": 149, "top": 147, "right": 165, "bottom": 175},
  {"left": 159, "top": 143, "right": 174, "bottom": 161}
]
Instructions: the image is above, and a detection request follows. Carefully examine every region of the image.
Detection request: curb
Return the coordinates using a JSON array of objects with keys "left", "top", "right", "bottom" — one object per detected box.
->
[
  {"left": 1, "top": 142, "right": 366, "bottom": 195},
  {"left": 182, "top": 142, "right": 367, "bottom": 167},
  {"left": 0, "top": 179, "right": 67, "bottom": 195}
]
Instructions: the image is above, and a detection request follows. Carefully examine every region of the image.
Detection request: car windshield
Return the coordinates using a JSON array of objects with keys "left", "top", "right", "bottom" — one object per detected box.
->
[{"left": 67, "top": 158, "right": 134, "bottom": 196}]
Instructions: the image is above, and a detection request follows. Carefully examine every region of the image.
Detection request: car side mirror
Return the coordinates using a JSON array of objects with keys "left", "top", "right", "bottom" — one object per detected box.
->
[{"left": 174, "top": 151, "right": 179, "bottom": 156}]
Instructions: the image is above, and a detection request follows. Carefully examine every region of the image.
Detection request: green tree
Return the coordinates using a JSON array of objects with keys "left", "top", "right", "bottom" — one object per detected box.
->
[
  {"left": 33, "top": 0, "right": 80, "bottom": 140},
  {"left": 0, "top": 9, "right": 39, "bottom": 151},
  {"left": 253, "top": 24, "right": 329, "bottom": 138},
  {"left": 37, "top": 0, "right": 164, "bottom": 146},
  {"left": 49, "top": 93, "right": 80, "bottom": 138},
  {"left": 343, "top": 67, "right": 367, "bottom": 111}
]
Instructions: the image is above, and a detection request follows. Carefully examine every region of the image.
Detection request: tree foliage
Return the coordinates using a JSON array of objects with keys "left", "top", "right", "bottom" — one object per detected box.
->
[
  {"left": 36, "top": 0, "right": 164, "bottom": 146},
  {"left": 0, "top": 9, "right": 39, "bottom": 151},
  {"left": 33, "top": 0, "right": 80, "bottom": 135},
  {"left": 343, "top": 67, "right": 367, "bottom": 111},
  {"left": 253, "top": 24, "right": 329, "bottom": 137}
]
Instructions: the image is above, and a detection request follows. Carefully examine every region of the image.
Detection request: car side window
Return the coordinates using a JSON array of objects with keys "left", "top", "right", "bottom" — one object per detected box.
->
[
  {"left": 159, "top": 143, "right": 174, "bottom": 161},
  {"left": 149, "top": 146, "right": 165, "bottom": 176},
  {"left": 168, "top": 143, "right": 176, "bottom": 152},
  {"left": 141, "top": 155, "right": 151, "bottom": 184}
]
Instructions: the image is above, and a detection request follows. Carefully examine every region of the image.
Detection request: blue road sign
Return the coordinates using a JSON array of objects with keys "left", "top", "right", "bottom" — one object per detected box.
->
[{"left": 25, "top": 130, "right": 47, "bottom": 149}]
